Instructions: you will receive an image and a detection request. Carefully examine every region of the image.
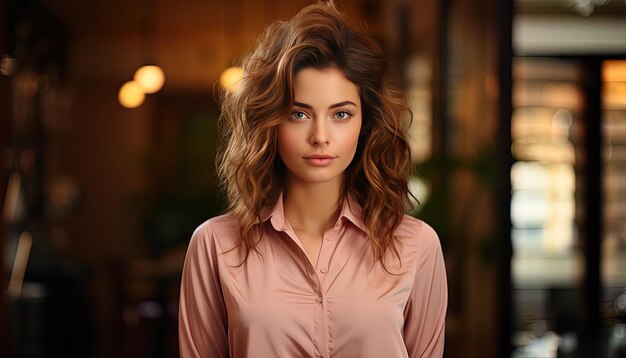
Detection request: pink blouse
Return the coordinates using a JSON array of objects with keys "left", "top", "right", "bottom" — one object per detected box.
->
[{"left": 179, "top": 196, "right": 447, "bottom": 358}]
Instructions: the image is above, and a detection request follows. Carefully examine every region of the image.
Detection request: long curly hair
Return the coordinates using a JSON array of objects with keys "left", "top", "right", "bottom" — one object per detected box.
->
[{"left": 217, "top": 2, "right": 414, "bottom": 268}]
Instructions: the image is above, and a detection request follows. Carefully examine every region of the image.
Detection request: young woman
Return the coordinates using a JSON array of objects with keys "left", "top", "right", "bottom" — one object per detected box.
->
[{"left": 179, "top": 3, "right": 447, "bottom": 357}]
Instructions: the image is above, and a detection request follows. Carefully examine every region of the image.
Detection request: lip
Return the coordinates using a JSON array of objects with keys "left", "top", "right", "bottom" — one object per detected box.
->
[
  {"left": 303, "top": 154, "right": 336, "bottom": 159},
  {"left": 303, "top": 154, "right": 336, "bottom": 166}
]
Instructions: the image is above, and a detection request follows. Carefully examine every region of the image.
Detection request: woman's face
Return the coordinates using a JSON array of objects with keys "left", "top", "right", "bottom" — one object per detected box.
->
[{"left": 277, "top": 66, "right": 362, "bottom": 186}]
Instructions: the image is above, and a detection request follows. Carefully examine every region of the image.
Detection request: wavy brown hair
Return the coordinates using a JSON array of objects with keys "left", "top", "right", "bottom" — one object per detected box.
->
[{"left": 217, "top": 2, "right": 414, "bottom": 268}]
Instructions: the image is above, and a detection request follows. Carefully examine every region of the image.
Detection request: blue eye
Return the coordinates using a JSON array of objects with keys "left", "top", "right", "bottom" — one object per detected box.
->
[
  {"left": 290, "top": 111, "right": 309, "bottom": 120},
  {"left": 334, "top": 111, "right": 351, "bottom": 120}
]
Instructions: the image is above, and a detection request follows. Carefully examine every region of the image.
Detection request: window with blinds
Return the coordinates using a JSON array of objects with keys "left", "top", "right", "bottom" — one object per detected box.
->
[
  {"left": 602, "top": 60, "right": 626, "bottom": 316},
  {"left": 511, "top": 57, "right": 584, "bottom": 353}
]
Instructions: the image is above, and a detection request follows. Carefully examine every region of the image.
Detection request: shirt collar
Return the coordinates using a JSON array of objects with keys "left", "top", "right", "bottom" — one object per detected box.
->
[
  {"left": 260, "top": 192, "right": 368, "bottom": 234},
  {"left": 340, "top": 194, "right": 368, "bottom": 234}
]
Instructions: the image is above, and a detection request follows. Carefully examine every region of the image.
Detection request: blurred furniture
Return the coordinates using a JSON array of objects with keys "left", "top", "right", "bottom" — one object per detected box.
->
[
  {"left": 11, "top": 255, "right": 96, "bottom": 358},
  {"left": 110, "top": 251, "right": 184, "bottom": 358}
]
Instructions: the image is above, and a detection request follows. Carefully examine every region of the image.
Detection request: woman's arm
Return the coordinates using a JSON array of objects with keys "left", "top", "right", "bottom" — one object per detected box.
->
[
  {"left": 179, "top": 222, "right": 229, "bottom": 358},
  {"left": 403, "top": 223, "right": 448, "bottom": 358}
]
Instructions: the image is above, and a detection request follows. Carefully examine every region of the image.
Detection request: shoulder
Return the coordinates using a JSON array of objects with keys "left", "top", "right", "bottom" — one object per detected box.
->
[
  {"left": 396, "top": 215, "right": 440, "bottom": 245},
  {"left": 394, "top": 215, "right": 443, "bottom": 259},
  {"left": 189, "top": 212, "right": 239, "bottom": 252},
  {"left": 194, "top": 212, "right": 238, "bottom": 236}
]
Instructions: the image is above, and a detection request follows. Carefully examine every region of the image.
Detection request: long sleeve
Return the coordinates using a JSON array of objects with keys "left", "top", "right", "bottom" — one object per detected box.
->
[
  {"left": 179, "top": 222, "right": 229, "bottom": 358},
  {"left": 403, "top": 224, "right": 448, "bottom": 358}
]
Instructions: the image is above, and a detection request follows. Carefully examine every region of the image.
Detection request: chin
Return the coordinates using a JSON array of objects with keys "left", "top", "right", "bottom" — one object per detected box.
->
[{"left": 293, "top": 171, "right": 344, "bottom": 184}]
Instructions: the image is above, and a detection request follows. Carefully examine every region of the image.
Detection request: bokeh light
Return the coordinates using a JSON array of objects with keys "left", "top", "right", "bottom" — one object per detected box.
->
[
  {"left": 133, "top": 65, "right": 165, "bottom": 94},
  {"left": 118, "top": 81, "right": 145, "bottom": 108},
  {"left": 220, "top": 66, "right": 244, "bottom": 91}
]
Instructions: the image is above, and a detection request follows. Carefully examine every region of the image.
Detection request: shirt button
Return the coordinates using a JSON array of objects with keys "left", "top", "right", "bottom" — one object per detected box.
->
[
  {"left": 320, "top": 266, "right": 328, "bottom": 274},
  {"left": 315, "top": 296, "right": 323, "bottom": 304}
]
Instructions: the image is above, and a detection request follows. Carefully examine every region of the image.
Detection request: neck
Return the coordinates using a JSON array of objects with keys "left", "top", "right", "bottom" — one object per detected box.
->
[{"left": 283, "top": 175, "right": 343, "bottom": 236}]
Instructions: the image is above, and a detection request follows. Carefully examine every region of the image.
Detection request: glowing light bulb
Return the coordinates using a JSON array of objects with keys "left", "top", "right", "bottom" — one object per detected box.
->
[
  {"left": 220, "top": 66, "right": 244, "bottom": 91},
  {"left": 118, "top": 81, "right": 145, "bottom": 108},
  {"left": 134, "top": 65, "right": 165, "bottom": 93}
]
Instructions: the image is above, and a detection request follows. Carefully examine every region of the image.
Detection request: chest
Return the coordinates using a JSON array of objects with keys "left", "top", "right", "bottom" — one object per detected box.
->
[
  {"left": 215, "top": 230, "right": 414, "bottom": 354},
  {"left": 294, "top": 230, "right": 323, "bottom": 266}
]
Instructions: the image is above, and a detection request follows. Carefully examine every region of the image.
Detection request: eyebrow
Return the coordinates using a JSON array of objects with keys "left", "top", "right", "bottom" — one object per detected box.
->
[{"left": 293, "top": 101, "right": 358, "bottom": 109}]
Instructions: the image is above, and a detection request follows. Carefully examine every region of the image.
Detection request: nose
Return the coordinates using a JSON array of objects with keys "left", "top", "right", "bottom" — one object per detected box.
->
[{"left": 310, "top": 119, "right": 329, "bottom": 145}]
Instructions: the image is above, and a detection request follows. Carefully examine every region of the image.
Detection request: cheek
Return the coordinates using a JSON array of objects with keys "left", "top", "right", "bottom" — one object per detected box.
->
[
  {"left": 343, "top": 121, "right": 362, "bottom": 153},
  {"left": 277, "top": 126, "right": 296, "bottom": 159}
]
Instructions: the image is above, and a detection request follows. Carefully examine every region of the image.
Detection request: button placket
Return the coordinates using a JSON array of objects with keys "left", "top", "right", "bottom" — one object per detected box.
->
[
  {"left": 313, "top": 289, "right": 328, "bottom": 358},
  {"left": 313, "top": 233, "right": 335, "bottom": 358},
  {"left": 317, "top": 231, "right": 338, "bottom": 283}
]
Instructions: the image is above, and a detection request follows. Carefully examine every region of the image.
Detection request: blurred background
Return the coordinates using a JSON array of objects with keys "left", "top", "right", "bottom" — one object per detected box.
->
[{"left": 1, "top": 0, "right": 625, "bottom": 357}]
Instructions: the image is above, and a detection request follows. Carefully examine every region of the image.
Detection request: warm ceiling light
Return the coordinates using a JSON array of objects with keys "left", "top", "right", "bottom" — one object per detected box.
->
[
  {"left": 118, "top": 81, "right": 145, "bottom": 108},
  {"left": 134, "top": 65, "right": 165, "bottom": 94},
  {"left": 220, "top": 66, "right": 244, "bottom": 91}
]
